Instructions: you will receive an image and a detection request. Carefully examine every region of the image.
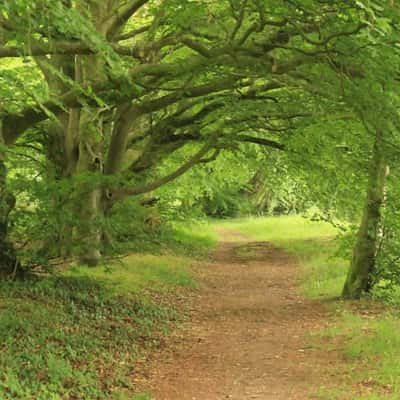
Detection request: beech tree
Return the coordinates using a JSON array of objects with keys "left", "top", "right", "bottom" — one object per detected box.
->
[{"left": 1, "top": 0, "right": 400, "bottom": 301}]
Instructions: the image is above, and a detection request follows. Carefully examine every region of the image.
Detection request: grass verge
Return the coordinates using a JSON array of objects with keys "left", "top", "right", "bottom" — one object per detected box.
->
[
  {"left": 214, "top": 215, "right": 400, "bottom": 399},
  {"left": 0, "top": 222, "right": 216, "bottom": 400}
]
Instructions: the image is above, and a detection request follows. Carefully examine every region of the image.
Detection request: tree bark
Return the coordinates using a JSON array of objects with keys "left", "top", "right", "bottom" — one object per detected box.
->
[
  {"left": 73, "top": 53, "right": 105, "bottom": 267},
  {"left": 75, "top": 185, "right": 102, "bottom": 266},
  {"left": 342, "top": 130, "right": 387, "bottom": 299},
  {"left": 0, "top": 126, "right": 19, "bottom": 276},
  {"left": 59, "top": 108, "right": 81, "bottom": 258}
]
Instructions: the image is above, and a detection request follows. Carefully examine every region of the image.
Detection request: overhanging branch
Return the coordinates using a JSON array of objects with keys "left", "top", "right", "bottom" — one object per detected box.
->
[
  {"left": 236, "top": 135, "right": 285, "bottom": 150},
  {"left": 112, "top": 141, "right": 215, "bottom": 200},
  {"left": 104, "top": 0, "right": 151, "bottom": 38}
]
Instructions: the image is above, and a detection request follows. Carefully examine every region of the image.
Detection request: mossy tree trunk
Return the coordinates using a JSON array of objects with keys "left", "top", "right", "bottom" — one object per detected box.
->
[
  {"left": 0, "top": 127, "right": 19, "bottom": 276},
  {"left": 73, "top": 102, "right": 103, "bottom": 267},
  {"left": 342, "top": 130, "right": 387, "bottom": 299},
  {"left": 73, "top": 50, "right": 106, "bottom": 267},
  {"left": 37, "top": 54, "right": 80, "bottom": 259}
]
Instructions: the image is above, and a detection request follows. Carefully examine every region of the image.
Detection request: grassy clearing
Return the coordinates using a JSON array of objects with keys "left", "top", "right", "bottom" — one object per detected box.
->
[
  {"left": 214, "top": 215, "right": 337, "bottom": 242},
  {"left": 214, "top": 215, "right": 400, "bottom": 399},
  {"left": 214, "top": 215, "right": 346, "bottom": 298},
  {"left": 0, "top": 223, "right": 215, "bottom": 400}
]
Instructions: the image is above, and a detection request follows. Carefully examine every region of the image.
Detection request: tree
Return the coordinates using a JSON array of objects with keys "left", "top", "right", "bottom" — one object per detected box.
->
[{"left": 1, "top": 0, "right": 400, "bottom": 287}]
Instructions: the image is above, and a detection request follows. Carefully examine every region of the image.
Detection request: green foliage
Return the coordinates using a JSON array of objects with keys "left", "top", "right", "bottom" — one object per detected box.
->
[
  {"left": 156, "top": 148, "right": 309, "bottom": 219},
  {"left": 2, "top": 0, "right": 400, "bottom": 277},
  {"left": 154, "top": 149, "right": 254, "bottom": 219},
  {"left": 0, "top": 246, "right": 201, "bottom": 399},
  {"left": 103, "top": 198, "right": 217, "bottom": 258},
  {"left": 0, "top": 62, "right": 47, "bottom": 113},
  {"left": 367, "top": 172, "right": 400, "bottom": 292}
]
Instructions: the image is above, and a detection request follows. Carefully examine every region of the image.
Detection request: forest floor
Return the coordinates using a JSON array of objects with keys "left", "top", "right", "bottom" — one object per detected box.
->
[
  {"left": 134, "top": 228, "right": 346, "bottom": 399},
  {"left": 3, "top": 217, "right": 399, "bottom": 399}
]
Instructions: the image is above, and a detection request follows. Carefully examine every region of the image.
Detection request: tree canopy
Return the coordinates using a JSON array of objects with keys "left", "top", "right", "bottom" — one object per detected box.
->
[{"left": 1, "top": 0, "right": 400, "bottom": 299}]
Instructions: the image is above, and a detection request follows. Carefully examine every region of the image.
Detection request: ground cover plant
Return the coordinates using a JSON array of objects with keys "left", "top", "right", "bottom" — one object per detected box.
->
[{"left": 0, "top": 224, "right": 215, "bottom": 399}]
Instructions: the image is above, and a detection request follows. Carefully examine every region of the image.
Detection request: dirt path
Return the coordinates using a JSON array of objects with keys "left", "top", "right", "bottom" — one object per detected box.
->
[{"left": 137, "top": 229, "right": 342, "bottom": 399}]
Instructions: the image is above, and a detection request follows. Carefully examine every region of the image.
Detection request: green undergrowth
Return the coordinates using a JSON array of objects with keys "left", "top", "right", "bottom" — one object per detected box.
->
[
  {"left": 165, "top": 221, "right": 218, "bottom": 258},
  {"left": 214, "top": 215, "right": 400, "bottom": 399},
  {"left": 117, "top": 221, "right": 217, "bottom": 259},
  {"left": 0, "top": 222, "right": 216, "bottom": 400},
  {"left": 0, "top": 275, "right": 170, "bottom": 400}
]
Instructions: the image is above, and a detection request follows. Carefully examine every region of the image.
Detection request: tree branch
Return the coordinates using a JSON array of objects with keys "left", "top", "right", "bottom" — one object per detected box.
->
[
  {"left": 236, "top": 135, "right": 285, "bottom": 150},
  {"left": 104, "top": 0, "right": 151, "bottom": 38},
  {"left": 0, "top": 41, "right": 94, "bottom": 58},
  {"left": 112, "top": 141, "right": 215, "bottom": 200},
  {"left": 114, "top": 24, "right": 151, "bottom": 41},
  {"left": 104, "top": 76, "right": 246, "bottom": 175},
  {"left": 0, "top": 39, "right": 174, "bottom": 59}
]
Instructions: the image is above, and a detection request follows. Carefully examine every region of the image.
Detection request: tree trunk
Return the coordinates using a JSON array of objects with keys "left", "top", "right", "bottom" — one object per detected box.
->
[
  {"left": 0, "top": 177, "right": 18, "bottom": 275},
  {"left": 75, "top": 186, "right": 102, "bottom": 266},
  {"left": 58, "top": 108, "right": 81, "bottom": 257},
  {"left": 342, "top": 130, "right": 387, "bottom": 299},
  {"left": 0, "top": 127, "right": 19, "bottom": 276},
  {"left": 73, "top": 104, "right": 103, "bottom": 267},
  {"left": 36, "top": 54, "right": 79, "bottom": 258},
  {"left": 72, "top": 52, "right": 105, "bottom": 267}
]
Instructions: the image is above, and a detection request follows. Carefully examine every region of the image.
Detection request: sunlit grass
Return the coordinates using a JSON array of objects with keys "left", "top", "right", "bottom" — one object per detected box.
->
[
  {"left": 169, "top": 220, "right": 218, "bottom": 257},
  {"left": 213, "top": 215, "right": 347, "bottom": 298},
  {"left": 65, "top": 220, "right": 218, "bottom": 296},
  {"left": 67, "top": 253, "right": 197, "bottom": 294},
  {"left": 213, "top": 214, "right": 337, "bottom": 242}
]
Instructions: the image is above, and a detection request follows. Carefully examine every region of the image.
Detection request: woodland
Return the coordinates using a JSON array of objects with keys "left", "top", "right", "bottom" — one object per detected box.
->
[{"left": 1, "top": 0, "right": 400, "bottom": 399}]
